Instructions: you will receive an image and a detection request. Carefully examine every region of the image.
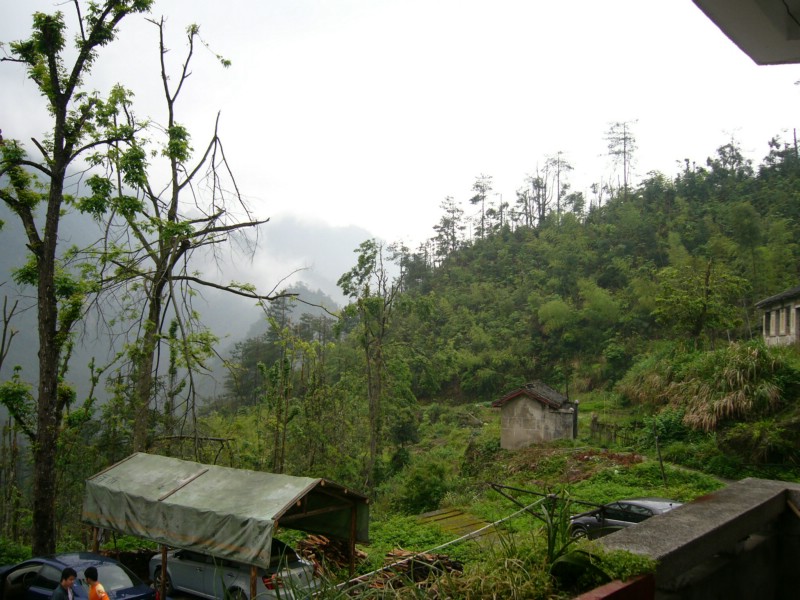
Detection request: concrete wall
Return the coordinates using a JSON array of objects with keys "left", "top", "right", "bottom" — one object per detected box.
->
[
  {"left": 499, "top": 396, "right": 574, "bottom": 450},
  {"left": 599, "top": 478, "right": 800, "bottom": 600}
]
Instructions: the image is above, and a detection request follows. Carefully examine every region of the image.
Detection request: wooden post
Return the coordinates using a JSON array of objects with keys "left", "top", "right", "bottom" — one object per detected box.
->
[
  {"left": 92, "top": 527, "right": 99, "bottom": 553},
  {"left": 349, "top": 504, "right": 357, "bottom": 576},
  {"left": 250, "top": 565, "right": 257, "bottom": 600},
  {"left": 160, "top": 545, "right": 167, "bottom": 600},
  {"left": 653, "top": 422, "right": 668, "bottom": 486}
]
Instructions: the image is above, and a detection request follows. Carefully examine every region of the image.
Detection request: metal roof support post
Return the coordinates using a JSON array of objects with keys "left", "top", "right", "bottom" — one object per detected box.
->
[{"left": 250, "top": 565, "right": 257, "bottom": 600}]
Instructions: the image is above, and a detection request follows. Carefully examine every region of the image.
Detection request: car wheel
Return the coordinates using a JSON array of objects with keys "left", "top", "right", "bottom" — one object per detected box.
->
[
  {"left": 154, "top": 568, "right": 174, "bottom": 595},
  {"left": 570, "top": 525, "right": 588, "bottom": 539},
  {"left": 228, "top": 588, "right": 247, "bottom": 600}
]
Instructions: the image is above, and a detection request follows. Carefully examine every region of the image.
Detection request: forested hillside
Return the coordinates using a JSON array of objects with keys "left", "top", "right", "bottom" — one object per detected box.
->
[
  {"left": 2, "top": 0, "right": 800, "bottom": 568},
  {"left": 207, "top": 135, "right": 800, "bottom": 493}
]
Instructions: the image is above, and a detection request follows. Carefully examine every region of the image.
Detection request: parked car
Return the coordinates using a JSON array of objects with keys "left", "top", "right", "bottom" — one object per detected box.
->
[
  {"left": 149, "top": 538, "right": 320, "bottom": 600},
  {"left": 570, "top": 497, "right": 682, "bottom": 538},
  {"left": 0, "top": 552, "right": 155, "bottom": 600}
]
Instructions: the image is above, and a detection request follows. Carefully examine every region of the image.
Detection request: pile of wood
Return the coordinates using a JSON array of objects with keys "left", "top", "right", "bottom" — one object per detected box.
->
[
  {"left": 379, "top": 549, "right": 463, "bottom": 585},
  {"left": 299, "top": 535, "right": 463, "bottom": 595},
  {"left": 342, "top": 548, "right": 463, "bottom": 595},
  {"left": 296, "top": 534, "right": 367, "bottom": 574}
]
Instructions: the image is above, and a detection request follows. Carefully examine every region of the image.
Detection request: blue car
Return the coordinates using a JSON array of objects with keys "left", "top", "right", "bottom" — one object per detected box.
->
[{"left": 0, "top": 552, "right": 155, "bottom": 600}]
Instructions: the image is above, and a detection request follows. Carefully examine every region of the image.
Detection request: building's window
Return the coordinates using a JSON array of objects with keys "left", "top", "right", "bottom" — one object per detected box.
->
[
  {"left": 785, "top": 307, "right": 792, "bottom": 334},
  {"left": 764, "top": 312, "right": 772, "bottom": 336}
]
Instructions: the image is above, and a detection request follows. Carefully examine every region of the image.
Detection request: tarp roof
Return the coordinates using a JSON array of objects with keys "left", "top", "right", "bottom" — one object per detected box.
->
[{"left": 82, "top": 453, "right": 369, "bottom": 568}]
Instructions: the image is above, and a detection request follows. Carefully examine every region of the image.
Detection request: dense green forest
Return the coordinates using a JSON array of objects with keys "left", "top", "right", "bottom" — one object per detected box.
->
[
  {"left": 208, "top": 134, "right": 800, "bottom": 488},
  {"left": 3, "top": 5, "right": 800, "bottom": 593}
]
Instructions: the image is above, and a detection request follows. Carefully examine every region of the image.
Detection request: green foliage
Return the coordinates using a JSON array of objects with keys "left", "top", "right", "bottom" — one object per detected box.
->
[
  {"left": 653, "top": 259, "right": 749, "bottom": 344},
  {"left": 0, "top": 537, "right": 31, "bottom": 565},
  {"left": 570, "top": 461, "right": 723, "bottom": 503},
  {"left": 439, "top": 532, "right": 557, "bottom": 600},
  {"left": 551, "top": 540, "right": 656, "bottom": 594},
  {"left": 461, "top": 436, "right": 502, "bottom": 477},
  {"left": 532, "top": 493, "right": 579, "bottom": 566},
  {"left": 163, "top": 124, "right": 192, "bottom": 161},
  {"left": 100, "top": 535, "right": 158, "bottom": 552},
  {"left": 363, "top": 515, "right": 455, "bottom": 571},
  {"left": 387, "top": 457, "right": 450, "bottom": 514},
  {"left": 550, "top": 549, "right": 611, "bottom": 591},
  {"left": 618, "top": 340, "right": 800, "bottom": 439},
  {"left": 0, "top": 368, "right": 36, "bottom": 439},
  {"left": 600, "top": 549, "right": 657, "bottom": 581},
  {"left": 639, "top": 408, "right": 697, "bottom": 448},
  {"left": 77, "top": 175, "right": 114, "bottom": 217}
]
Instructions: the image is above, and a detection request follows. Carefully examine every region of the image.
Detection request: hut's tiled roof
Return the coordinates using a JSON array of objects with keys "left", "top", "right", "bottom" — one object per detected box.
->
[{"left": 492, "top": 380, "right": 568, "bottom": 409}]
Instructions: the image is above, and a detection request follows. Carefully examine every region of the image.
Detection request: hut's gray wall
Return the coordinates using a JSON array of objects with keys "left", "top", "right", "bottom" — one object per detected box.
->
[{"left": 499, "top": 396, "right": 574, "bottom": 450}]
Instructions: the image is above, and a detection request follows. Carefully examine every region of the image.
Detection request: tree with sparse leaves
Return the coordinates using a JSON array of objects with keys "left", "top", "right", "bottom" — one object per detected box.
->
[
  {"left": 90, "top": 17, "right": 290, "bottom": 454},
  {"left": 338, "top": 239, "right": 400, "bottom": 489},
  {"left": 605, "top": 120, "right": 638, "bottom": 200}
]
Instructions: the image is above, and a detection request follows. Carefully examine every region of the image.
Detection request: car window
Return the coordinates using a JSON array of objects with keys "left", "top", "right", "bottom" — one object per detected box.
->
[
  {"left": 87, "top": 563, "right": 141, "bottom": 591},
  {"left": 178, "top": 550, "right": 210, "bottom": 564},
  {"left": 603, "top": 503, "right": 630, "bottom": 521},
  {"left": 31, "top": 564, "right": 60, "bottom": 591},
  {"left": 6, "top": 563, "right": 44, "bottom": 592},
  {"left": 617, "top": 503, "right": 653, "bottom": 523}
]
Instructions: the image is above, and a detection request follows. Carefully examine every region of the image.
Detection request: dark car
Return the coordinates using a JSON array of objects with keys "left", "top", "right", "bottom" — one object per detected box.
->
[
  {"left": 149, "top": 538, "right": 320, "bottom": 600},
  {"left": 0, "top": 552, "right": 155, "bottom": 600},
  {"left": 570, "top": 497, "right": 682, "bottom": 538}
]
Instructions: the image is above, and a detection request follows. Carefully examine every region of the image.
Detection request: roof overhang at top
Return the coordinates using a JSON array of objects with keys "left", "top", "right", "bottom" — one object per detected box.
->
[
  {"left": 82, "top": 453, "right": 369, "bottom": 568},
  {"left": 492, "top": 381, "right": 570, "bottom": 409},
  {"left": 694, "top": 0, "right": 800, "bottom": 64},
  {"left": 755, "top": 284, "right": 800, "bottom": 308}
]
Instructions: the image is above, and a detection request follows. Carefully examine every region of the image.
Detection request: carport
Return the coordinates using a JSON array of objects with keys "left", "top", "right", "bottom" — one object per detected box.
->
[{"left": 81, "top": 453, "right": 369, "bottom": 598}]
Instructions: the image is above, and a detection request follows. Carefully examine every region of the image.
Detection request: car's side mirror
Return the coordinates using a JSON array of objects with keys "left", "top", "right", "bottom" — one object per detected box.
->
[{"left": 595, "top": 513, "right": 602, "bottom": 521}]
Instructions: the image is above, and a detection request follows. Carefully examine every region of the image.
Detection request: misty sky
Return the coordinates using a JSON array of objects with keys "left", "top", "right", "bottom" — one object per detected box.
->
[{"left": 2, "top": 0, "right": 800, "bottom": 280}]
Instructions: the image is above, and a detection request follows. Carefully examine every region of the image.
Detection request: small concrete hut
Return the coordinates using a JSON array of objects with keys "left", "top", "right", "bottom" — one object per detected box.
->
[{"left": 492, "top": 381, "right": 578, "bottom": 450}]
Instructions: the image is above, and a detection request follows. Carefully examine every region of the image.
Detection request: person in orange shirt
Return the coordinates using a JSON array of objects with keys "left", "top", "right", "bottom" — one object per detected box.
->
[{"left": 83, "top": 567, "right": 108, "bottom": 600}]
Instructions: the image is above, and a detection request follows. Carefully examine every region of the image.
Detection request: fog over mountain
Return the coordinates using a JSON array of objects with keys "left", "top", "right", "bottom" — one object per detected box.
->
[{"left": 0, "top": 203, "right": 374, "bottom": 404}]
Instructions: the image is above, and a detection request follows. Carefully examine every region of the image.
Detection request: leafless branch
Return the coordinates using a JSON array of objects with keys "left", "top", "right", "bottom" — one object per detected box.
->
[
  {"left": 0, "top": 294, "right": 20, "bottom": 374},
  {"left": 172, "top": 275, "right": 298, "bottom": 302}
]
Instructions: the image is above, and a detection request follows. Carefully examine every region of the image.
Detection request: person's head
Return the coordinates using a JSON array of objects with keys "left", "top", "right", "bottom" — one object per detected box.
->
[
  {"left": 61, "top": 567, "right": 77, "bottom": 589},
  {"left": 84, "top": 566, "right": 98, "bottom": 583}
]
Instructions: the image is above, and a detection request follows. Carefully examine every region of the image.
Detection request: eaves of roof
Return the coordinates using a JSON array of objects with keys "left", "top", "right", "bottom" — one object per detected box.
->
[{"left": 755, "top": 284, "right": 800, "bottom": 309}]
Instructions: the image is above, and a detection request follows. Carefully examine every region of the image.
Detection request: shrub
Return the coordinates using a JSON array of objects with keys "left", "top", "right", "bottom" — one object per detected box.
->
[
  {"left": 639, "top": 408, "right": 696, "bottom": 448},
  {"left": 390, "top": 458, "right": 450, "bottom": 514},
  {"left": 0, "top": 537, "right": 31, "bottom": 565}
]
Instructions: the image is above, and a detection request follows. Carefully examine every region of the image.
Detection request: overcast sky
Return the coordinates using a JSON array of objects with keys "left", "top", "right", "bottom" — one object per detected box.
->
[{"left": 3, "top": 1, "right": 800, "bottom": 266}]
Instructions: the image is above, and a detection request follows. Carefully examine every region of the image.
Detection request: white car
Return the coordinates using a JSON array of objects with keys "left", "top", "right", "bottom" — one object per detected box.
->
[{"left": 149, "top": 539, "right": 319, "bottom": 600}]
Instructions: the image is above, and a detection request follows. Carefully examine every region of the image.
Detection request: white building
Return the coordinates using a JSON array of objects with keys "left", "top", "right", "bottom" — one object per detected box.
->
[{"left": 756, "top": 285, "right": 800, "bottom": 346}]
